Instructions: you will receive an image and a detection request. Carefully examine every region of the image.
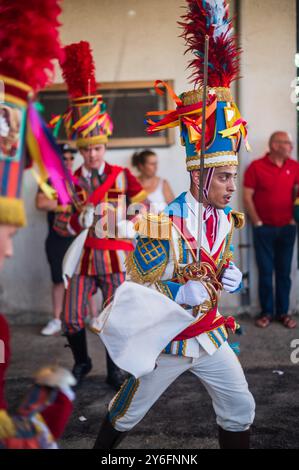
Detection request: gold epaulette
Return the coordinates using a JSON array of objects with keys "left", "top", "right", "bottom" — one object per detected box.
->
[
  {"left": 231, "top": 210, "right": 245, "bottom": 229},
  {"left": 134, "top": 213, "right": 172, "bottom": 240}
]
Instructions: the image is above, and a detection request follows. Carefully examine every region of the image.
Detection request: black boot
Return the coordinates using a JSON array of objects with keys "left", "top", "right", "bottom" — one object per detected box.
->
[
  {"left": 66, "top": 329, "right": 92, "bottom": 385},
  {"left": 218, "top": 426, "right": 250, "bottom": 449},
  {"left": 106, "top": 351, "right": 127, "bottom": 391},
  {"left": 93, "top": 415, "right": 127, "bottom": 449}
]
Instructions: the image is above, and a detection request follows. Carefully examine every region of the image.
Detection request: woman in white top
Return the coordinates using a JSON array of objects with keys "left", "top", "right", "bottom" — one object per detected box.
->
[{"left": 132, "top": 150, "right": 175, "bottom": 214}]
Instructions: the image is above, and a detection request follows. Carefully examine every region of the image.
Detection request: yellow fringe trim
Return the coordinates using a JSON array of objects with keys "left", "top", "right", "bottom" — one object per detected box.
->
[
  {"left": 187, "top": 160, "right": 238, "bottom": 171},
  {"left": 76, "top": 135, "right": 108, "bottom": 147},
  {"left": 0, "top": 197, "right": 27, "bottom": 227},
  {"left": 187, "top": 151, "right": 237, "bottom": 161},
  {"left": 181, "top": 87, "right": 233, "bottom": 105},
  {"left": 134, "top": 213, "right": 172, "bottom": 240},
  {"left": 0, "top": 410, "right": 16, "bottom": 439}
]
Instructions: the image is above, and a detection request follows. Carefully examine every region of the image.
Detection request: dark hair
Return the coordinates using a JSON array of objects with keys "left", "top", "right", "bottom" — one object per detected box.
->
[{"left": 131, "top": 149, "right": 156, "bottom": 168}]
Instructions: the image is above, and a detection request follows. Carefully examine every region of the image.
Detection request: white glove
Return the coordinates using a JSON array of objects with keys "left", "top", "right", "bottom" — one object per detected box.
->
[
  {"left": 117, "top": 220, "right": 136, "bottom": 239},
  {"left": 222, "top": 263, "right": 242, "bottom": 292},
  {"left": 79, "top": 204, "right": 95, "bottom": 229},
  {"left": 175, "top": 280, "right": 210, "bottom": 307}
]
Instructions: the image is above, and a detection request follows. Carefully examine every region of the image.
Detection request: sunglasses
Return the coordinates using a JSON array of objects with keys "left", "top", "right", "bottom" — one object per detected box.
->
[{"left": 63, "top": 156, "right": 75, "bottom": 161}]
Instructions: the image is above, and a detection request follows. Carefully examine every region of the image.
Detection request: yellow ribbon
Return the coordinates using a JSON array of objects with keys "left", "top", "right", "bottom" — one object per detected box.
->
[
  {"left": 31, "top": 169, "right": 57, "bottom": 200},
  {"left": 218, "top": 103, "right": 251, "bottom": 151},
  {"left": 72, "top": 103, "right": 100, "bottom": 130},
  {"left": 26, "top": 122, "right": 48, "bottom": 181}
]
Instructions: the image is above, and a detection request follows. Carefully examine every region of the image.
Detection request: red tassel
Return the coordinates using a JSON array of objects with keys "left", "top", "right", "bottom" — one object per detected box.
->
[
  {"left": 60, "top": 41, "right": 97, "bottom": 98},
  {"left": 0, "top": 0, "right": 63, "bottom": 92}
]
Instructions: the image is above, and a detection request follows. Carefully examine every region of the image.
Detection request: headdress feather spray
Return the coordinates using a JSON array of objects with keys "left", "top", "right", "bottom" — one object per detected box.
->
[{"left": 178, "top": 0, "right": 241, "bottom": 87}]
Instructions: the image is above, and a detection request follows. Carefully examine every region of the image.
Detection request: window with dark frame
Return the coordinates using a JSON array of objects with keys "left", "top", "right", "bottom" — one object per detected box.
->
[{"left": 38, "top": 80, "right": 175, "bottom": 149}]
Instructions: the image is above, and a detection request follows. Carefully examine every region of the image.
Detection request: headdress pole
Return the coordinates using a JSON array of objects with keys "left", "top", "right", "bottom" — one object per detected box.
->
[{"left": 197, "top": 35, "right": 209, "bottom": 265}]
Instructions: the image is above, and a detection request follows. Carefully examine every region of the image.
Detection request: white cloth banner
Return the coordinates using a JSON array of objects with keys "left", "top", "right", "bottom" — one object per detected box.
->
[{"left": 95, "top": 281, "right": 195, "bottom": 378}]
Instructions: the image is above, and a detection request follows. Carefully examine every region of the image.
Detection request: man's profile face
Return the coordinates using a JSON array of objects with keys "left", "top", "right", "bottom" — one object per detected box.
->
[
  {"left": 208, "top": 166, "right": 237, "bottom": 209},
  {"left": 0, "top": 225, "right": 17, "bottom": 271},
  {"left": 191, "top": 165, "right": 237, "bottom": 209},
  {"left": 79, "top": 144, "right": 106, "bottom": 170}
]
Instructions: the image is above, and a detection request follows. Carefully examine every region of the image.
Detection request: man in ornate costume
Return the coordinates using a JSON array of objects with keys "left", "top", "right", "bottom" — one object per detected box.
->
[
  {"left": 56, "top": 42, "right": 147, "bottom": 388},
  {"left": 93, "top": 0, "right": 255, "bottom": 449}
]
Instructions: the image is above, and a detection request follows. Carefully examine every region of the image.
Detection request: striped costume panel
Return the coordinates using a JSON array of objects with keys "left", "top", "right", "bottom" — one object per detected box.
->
[
  {"left": 63, "top": 272, "right": 125, "bottom": 334},
  {"left": 77, "top": 248, "right": 128, "bottom": 275}
]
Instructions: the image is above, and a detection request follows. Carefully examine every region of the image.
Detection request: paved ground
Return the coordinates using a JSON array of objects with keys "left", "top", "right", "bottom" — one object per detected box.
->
[{"left": 5, "top": 317, "right": 299, "bottom": 449}]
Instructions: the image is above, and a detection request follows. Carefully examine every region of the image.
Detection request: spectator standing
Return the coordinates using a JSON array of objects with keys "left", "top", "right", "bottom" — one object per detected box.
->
[
  {"left": 132, "top": 150, "right": 175, "bottom": 213},
  {"left": 243, "top": 132, "right": 299, "bottom": 329}
]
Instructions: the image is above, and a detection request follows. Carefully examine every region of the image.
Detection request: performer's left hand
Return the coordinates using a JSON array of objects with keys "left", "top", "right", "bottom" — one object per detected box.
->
[{"left": 222, "top": 263, "right": 242, "bottom": 293}]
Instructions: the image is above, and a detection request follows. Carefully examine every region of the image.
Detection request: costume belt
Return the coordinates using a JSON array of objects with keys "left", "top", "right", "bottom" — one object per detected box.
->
[{"left": 85, "top": 237, "right": 134, "bottom": 251}]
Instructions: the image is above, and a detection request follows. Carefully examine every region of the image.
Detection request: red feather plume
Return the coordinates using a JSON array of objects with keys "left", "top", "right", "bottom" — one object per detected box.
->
[
  {"left": 60, "top": 42, "right": 97, "bottom": 99},
  {"left": 0, "top": 0, "right": 63, "bottom": 91},
  {"left": 179, "top": 0, "right": 241, "bottom": 88}
]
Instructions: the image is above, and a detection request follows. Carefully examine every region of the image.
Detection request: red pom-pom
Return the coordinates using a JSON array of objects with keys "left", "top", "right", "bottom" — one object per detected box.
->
[
  {"left": 0, "top": 0, "right": 63, "bottom": 91},
  {"left": 60, "top": 41, "right": 97, "bottom": 98}
]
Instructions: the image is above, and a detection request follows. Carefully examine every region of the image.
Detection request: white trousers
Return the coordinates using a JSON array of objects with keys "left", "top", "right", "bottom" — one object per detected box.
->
[{"left": 108, "top": 342, "right": 255, "bottom": 433}]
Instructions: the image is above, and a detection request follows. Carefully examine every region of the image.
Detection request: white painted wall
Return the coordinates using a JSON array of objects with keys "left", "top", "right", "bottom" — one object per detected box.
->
[{"left": 0, "top": 0, "right": 297, "bottom": 317}]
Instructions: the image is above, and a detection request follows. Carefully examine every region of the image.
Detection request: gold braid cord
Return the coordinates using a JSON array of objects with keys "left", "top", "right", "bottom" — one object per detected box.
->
[{"left": 179, "top": 262, "right": 222, "bottom": 315}]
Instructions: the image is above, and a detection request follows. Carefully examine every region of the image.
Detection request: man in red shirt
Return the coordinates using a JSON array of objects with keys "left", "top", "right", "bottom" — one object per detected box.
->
[{"left": 243, "top": 131, "right": 299, "bottom": 329}]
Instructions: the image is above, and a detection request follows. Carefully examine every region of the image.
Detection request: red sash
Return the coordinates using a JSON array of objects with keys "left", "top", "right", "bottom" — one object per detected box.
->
[
  {"left": 88, "top": 165, "right": 123, "bottom": 205},
  {"left": 85, "top": 238, "right": 134, "bottom": 251},
  {"left": 82, "top": 165, "right": 135, "bottom": 251}
]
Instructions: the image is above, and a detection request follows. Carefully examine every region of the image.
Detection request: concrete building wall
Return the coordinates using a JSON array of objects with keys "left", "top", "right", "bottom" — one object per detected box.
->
[{"left": 0, "top": 0, "right": 298, "bottom": 318}]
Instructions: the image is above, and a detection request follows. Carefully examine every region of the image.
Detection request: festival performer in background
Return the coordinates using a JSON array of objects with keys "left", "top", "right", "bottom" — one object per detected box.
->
[
  {"left": 36, "top": 143, "right": 77, "bottom": 336},
  {"left": 0, "top": 0, "right": 76, "bottom": 449},
  {"left": 35, "top": 143, "right": 99, "bottom": 336},
  {"left": 93, "top": 0, "right": 255, "bottom": 450},
  {"left": 54, "top": 42, "right": 148, "bottom": 389}
]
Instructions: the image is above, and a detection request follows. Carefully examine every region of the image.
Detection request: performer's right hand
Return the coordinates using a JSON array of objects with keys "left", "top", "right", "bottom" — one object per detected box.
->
[
  {"left": 175, "top": 280, "right": 210, "bottom": 307},
  {"left": 79, "top": 204, "right": 95, "bottom": 228}
]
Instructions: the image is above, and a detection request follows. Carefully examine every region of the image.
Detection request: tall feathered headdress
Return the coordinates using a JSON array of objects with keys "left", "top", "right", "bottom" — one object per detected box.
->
[
  {"left": 51, "top": 41, "right": 113, "bottom": 148},
  {"left": 0, "top": 0, "right": 73, "bottom": 227},
  {"left": 146, "top": 0, "right": 249, "bottom": 171},
  {"left": 0, "top": 0, "right": 63, "bottom": 92},
  {"left": 179, "top": 0, "right": 241, "bottom": 88}
]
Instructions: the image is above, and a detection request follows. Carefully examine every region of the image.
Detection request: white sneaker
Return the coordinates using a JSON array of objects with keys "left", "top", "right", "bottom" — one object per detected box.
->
[{"left": 41, "top": 319, "right": 62, "bottom": 336}]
